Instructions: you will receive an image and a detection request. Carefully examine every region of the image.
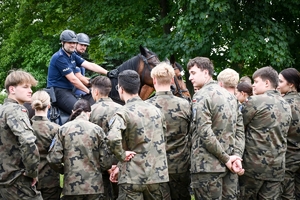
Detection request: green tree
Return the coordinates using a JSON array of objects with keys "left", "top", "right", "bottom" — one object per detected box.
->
[{"left": 0, "top": 0, "right": 299, "bottom": 91}]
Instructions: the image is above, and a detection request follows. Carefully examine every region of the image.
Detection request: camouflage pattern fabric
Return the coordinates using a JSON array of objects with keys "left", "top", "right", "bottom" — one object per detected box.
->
[
  {"left": 62, "top": 193, "right": 105, "bottom": 200},
  {"left": 31, "top": 115, "right": 61, "bottom": 199},
  {"left": 47, "top": 114, "right": 112, "bottom": 196},
  {"left": 0, "top": 98, "right": 40, "bottom": 182},
  {"left": 281, "top": 91, "right": 300, "bottom": 199},
  {"left": 239, "top": 174, "right": 282, "bottom": 199},
  {"left": 191, "top": 172, "right": 227, "bottom": 200},
  {"left": 229, "top": 98, "right": 245, "bottom": 199},
  {"left": 90, "top": 97, "right": 121, "bottom": 200},
  {"left": 0, "top": 175, "right": 42, "bottom": 200},
  {"left": 117, "top": 183, "right": 171, "bottom": 200},
  {"left": 223, "top": 172, "right": 239, "bottom": 199},
  {"left": 234, "top": 105, "right": 245, "bottom": 158},
  {"left": 107, "top": 96, "right": 169, "bottom": 185},
  {"left": 240, "top": 90, "right": 291, "bottom": 199},
  {"left": 190, "top": 81, "right": 242, "bottom": 199},
  {"left": 146, "top": 91, "right": 191, "bottom": 200},
  {"left": 146, "top": 91, "right": 191, "bottom": 174},
  {"left": 190, "top": 81, "right": 238, "bottom": 173},
  {"left": 90, "top": 97, "right": 122, "bottom": 134},
  {"left": 0, "top": 98, "right": 41, "bottom": 199},
  {"left": 241, "top": 90, "right": 291, "bottom": 181}
]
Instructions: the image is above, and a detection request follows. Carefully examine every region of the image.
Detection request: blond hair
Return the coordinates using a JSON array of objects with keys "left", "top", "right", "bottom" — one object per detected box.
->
[
  {"left": 5, "top": 70, "right": 38, "bottom": 94},
  {"left": 217, "top": 68, "right": 239, "bottom": 88},
  {"left": 31, "top": 90, "right": 50, "bottom": 111},
  {"left": 151, "top": 62, "right": 175, "bottom": 85}
]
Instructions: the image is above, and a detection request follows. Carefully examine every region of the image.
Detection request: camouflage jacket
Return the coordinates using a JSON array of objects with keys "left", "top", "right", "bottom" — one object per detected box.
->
[
  {"left": 31, "top": 115, "right": 60, "bottom": 189},
  {"left": 90, "top": 97, "right": 122, "bottom": 134},
  {"left": 190, "top": 81, "right": 239, "bottom": 173},
  {"left": 146, "top": 91, "right": 191, "bottom": 174},
  {"left": 90, "top": 97, "right": 121, "bottom": 166},
  {"left": 283, "top": 91, "right": 300, "bottom": 150},
  {"left": 0, "top": 98, "right": 40, "bottom": 185},
  {"left": 47, "top": 114, "right": 112, "bottom": 195},
  {"left": 107, "top": 96, "right": 169, "bottom": 184},
  {"left": 234, "top": 100, "right": 245, "bottom": 158},
  {"left": 242, "top": 90, "right": 291, "bottom": 181}
]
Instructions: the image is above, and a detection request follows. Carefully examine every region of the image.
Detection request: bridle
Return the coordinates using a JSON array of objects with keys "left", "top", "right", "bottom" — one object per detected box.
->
[
  {"left": 138, "top": 52, "right": 159, "bottom": 84},
  {"left": 172, "top": 65, "right": 190, "bottom": 100}
]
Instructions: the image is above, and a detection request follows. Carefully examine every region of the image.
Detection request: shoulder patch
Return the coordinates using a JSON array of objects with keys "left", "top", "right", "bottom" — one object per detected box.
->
[
  {"left": 48, "top": 137, "right": 56, "bottom": 152},
  {"left": 108, "top": 117, "right": 116, "bottom": 127},
  {"left": 192, "top": 108, "right": 197, "bottom": 122}
]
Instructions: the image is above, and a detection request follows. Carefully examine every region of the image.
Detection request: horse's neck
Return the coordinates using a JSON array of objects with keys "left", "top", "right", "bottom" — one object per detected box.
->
[{"left": 117, "top": 55, "right": 139, "bottom": 72}]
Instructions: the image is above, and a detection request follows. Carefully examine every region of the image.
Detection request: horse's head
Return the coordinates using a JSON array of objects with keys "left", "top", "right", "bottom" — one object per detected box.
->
[
  {"left": 138, "top": 45, "right": 160, "bottom": 86},
  {"left": 169, "top": 56, "right": 191, "bottom": 101}
]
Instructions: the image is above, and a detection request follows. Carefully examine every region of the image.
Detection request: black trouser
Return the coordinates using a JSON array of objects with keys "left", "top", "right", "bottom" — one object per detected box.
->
[{"left": 54, "top": 88, "right": 94, "bottom": 115}]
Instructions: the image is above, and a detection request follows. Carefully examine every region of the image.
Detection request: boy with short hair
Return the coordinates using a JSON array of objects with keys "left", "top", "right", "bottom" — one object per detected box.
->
[
  {"left": 146, "top": 62, "right": 191, "bottom": 200},
  {"left": 0, "top": 70, "right": 42, "bottom": 199},
  {"left": 239, "top": 66, "right": 292, "bottom": 199}
]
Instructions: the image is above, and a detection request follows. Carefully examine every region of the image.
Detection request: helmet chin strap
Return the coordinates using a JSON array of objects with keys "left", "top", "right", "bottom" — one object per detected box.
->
[{"left": 62, "top": 42, "right": 74, "bottom": 54}]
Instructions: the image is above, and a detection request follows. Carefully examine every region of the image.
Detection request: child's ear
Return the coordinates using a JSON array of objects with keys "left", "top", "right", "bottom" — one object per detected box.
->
[{"left": 8, "top": 86, "right": 15, "bottom": 94}]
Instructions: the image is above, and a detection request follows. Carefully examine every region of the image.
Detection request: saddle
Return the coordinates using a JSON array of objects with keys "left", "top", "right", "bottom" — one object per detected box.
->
[{"left": 44, "top": 87, "right": 69, "bottom": 125}]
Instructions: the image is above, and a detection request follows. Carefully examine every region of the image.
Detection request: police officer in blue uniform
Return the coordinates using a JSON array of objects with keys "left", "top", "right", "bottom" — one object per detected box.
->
[{"left": 47, "top": 30, "right": 108, "bottom": 114}]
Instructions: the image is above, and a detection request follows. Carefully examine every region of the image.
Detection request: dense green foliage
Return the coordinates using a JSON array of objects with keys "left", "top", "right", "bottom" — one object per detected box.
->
[{"left": 0, "top": 0, "right": 299, "bottom": 92}]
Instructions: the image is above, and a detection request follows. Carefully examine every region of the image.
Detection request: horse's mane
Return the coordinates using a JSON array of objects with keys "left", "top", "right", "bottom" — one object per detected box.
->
[
  {"left": 109, "top": 55, "right": 142, "bottom": 105},
  {"left": 116, "top": 55, "right": 140, "bottom": 72}
]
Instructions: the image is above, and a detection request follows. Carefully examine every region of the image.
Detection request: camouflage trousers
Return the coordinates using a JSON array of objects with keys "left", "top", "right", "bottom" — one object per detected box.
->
[
  {"left": 223, "top": 171, "right": 239, "bottom": 199},
  {"left": 238, "top": 174, "right": 282, "bottom": 200},
  {"left": 191, "top": 171, "right": 238, "bottom": 200},
  {"left": 0, "top": 175, "right": 42, "bottom": 200},
  {"left": 39, "top": 186, "right": 62, "bottom": 200},
  {"left": 62, "top": 194, "right": 105, "bottom": 200},
  {"left": 168, "top": 171, "right": 191, "bottom": 200},
  {"left": 281, "top": 147, "right": 300, "bottom": 200},
  {"left": 117, "top": 182, "right": 171, "bottom": 200}
]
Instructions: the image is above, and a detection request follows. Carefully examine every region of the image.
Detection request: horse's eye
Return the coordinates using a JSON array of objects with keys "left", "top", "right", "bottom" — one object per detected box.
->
[{"left": 177, "top": 76, "right": 182, "bottom": 80}]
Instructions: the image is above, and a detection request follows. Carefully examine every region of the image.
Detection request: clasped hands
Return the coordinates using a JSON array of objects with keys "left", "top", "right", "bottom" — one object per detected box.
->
[
  {"left": 225, "top": 155, "right": 245, "bottom": 176},
  {"left": 108, "top": 151, "right": 136, "bottom": 183}
]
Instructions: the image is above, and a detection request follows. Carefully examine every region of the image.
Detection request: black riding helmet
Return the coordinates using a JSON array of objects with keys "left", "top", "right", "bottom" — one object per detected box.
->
[
  {"left": 60, "top": 30, "right": 78, "bottom": 43},
  {"left": 77, "top": 33, "right": 90, "bottom": 46}
]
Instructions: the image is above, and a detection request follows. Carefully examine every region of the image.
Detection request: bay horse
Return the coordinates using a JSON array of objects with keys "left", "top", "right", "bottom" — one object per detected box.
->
[
  {"left": 139, "top": 55, "right": 191, "bottom": 101},
  {"left": 108, "top": 45, "right": 160, "bottom": 104}
]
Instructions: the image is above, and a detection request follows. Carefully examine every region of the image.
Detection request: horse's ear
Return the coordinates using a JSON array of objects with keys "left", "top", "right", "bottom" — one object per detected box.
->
[
  {"left": 170, "top": 54, "right": 175, "bottom": 64},
  {"left": 140, "top": 45, "right": 146, "bottom": 56},
  {"left": 164, "top": 58, "right": 170, "bottom": 65}
]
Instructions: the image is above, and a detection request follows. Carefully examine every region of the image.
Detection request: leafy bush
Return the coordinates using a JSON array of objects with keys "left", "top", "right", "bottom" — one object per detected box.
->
[{"left": 0, "top": 89, "right": 7, "bottom": 104}]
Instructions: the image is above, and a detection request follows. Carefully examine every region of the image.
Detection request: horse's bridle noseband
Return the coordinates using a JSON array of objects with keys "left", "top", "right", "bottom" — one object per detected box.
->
[{"left": 172, "top": 66, "right": 190, "bottom": 101}]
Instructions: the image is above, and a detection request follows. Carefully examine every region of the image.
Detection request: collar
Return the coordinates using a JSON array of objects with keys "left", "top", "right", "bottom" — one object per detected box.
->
[
  {"left": 126, "top": 96, "right": 142, "bottom": 104},
  {"left": 96, "top": 97, "right": 113, "bottom": 103},
  {"left": 31, "top": 115, "right": 49, "bottom": 121},
  {"left": 4, "top": 98, "right": 19, "bottom": 104},
  {"left": 155, "top": 91, "right": 173, "bottom": 96}
]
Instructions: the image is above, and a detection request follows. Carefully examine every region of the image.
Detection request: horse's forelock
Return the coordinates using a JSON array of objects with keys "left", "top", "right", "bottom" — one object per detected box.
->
[{"left": 175, "top": 62, "right": 183, "bottom": 72}]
